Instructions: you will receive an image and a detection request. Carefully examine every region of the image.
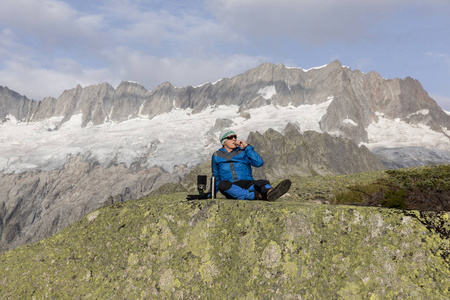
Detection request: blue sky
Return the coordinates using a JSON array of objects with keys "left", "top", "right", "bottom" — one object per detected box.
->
[{"left": 1, "top": 0, "right": 449, "bottom": 110}]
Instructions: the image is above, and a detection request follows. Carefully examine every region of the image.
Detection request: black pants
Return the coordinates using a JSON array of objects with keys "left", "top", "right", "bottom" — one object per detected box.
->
[{"left": 218, "top": 179, "right": 271, "bottom": 200}]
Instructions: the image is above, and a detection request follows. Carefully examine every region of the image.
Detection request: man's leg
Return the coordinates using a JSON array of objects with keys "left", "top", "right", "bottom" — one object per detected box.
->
[
  {"left": 253, "top": 180, "right": 272, "bottom": 198},
  {"left": 218, "top": 180, "right": 259, "bottom": 200},
  {"left": 266, "top": 179, "right": 292, "bottom": 201}
]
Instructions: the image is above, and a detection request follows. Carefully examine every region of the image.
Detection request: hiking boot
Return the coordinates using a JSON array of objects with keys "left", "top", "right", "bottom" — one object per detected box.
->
[
  {"left": 253, "top": 191, "right": 263, "bottom": 200},
  {"left": 266, "top": 179, "right": 291, "bottom": 201}
]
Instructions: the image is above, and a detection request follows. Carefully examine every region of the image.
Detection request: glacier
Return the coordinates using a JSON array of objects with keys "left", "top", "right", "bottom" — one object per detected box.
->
[
  {"left": 0, "top": 100, "right": 330, "bottom": 174},
  {"left": 1, "top": 98, "right": 449, "bottom": 174}
]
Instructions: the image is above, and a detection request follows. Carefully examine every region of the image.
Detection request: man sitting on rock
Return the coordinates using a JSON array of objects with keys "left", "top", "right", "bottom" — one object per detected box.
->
[{"left": 212, "top": 129, "right": 291, "bottom": 201}]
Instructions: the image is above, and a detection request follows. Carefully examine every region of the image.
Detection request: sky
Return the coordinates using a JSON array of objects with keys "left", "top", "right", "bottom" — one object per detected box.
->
[{"left": 0, "top": 0, "right": 450, "bottom": 111}]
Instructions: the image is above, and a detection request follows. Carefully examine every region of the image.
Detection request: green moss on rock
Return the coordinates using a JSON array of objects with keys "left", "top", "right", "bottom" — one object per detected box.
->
[{"left": 1, "top": 194, "right": 449, "bottom": 299}]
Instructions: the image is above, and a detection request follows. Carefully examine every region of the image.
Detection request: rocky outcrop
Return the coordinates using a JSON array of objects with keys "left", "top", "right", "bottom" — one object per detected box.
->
[
  {"left": 28, "top": 83, "right": 116, "bottom": 126},
  {"left": 110, "top": 81, "right": 151, "bottom": 121},
  {"left": 0, "top": 86, "right": 37, "bottom": 122},
  {"left": 1, "top": 197, "right": 448, "bottom": 298},
  {"left": 139, "top": 82, "right": 177, "bottom": 119},
  {"left": 31, "top": 83, "right": 116, "bottom": 126},
  {"left": 0, "top": 156, "right": 191, "bottom": 252},
  {"left": 248, "top": 124, "right": 385, "bottom": 180}
]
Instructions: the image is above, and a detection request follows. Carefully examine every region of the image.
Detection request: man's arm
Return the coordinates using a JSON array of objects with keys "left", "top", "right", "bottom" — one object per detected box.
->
[
  {"left": 211, "top": 153, "right": 221, "bottom": 196},
  {"left": 243, "top": 145, "right": 264, "bottom": 167}
]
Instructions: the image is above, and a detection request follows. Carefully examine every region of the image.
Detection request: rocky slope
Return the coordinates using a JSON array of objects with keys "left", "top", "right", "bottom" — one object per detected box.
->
[
  {"left": 0, "top": 157, "right": 190, "bottom": 253},
  {"left": 1, "top": 191, "right": 449, "bottom": 299}
]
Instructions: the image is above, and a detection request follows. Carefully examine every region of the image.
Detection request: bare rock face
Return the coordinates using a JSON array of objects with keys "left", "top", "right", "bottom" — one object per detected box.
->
[
  {"left": 31, "top": 83, "right": 116, "bottom": 126},
  {"left": 139, "top": 82, "right": 177, "bottom": 119},
  {"left": 247, "top": 125, "right": 386, "bottom": 181},
  {"left": 0, "top": 86, "right": 38, "bottom": 122},
  {"left": 109, "top": 81, "right": 151, "bottom": 121},
  {"left": 0, "top": 157, "right": 190, "bottom": 252}
]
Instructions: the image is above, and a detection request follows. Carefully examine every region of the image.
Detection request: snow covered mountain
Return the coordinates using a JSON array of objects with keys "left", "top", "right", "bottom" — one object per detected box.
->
[
  {"left": 1, "top": 60, "right": 450, "bottom": 251},
  {"left": 1, "top": 60, "right": 450, "bottom": 174}
]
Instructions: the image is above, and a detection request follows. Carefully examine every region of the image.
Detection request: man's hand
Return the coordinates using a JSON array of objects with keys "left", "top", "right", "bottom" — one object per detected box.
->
[{"left": 236, "top": 140, "right": 247, "bottom": 149}]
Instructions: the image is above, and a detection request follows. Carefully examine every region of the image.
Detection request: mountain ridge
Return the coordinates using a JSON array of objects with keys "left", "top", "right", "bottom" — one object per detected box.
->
[{"left": 2, "top": 60, "right": 449, "bottom": 144}]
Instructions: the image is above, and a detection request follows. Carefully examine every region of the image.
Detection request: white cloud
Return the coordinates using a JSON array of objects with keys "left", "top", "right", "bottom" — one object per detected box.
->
[
  {"left": 208, "top": 0, "right": 450, "bottom": 44},
  {"left": 0, "top": 29, "right": 28, "bottom": 60},
  {"left": 0, "top": 0, "right": 266, "bottom": 99},
  {"left": 1, "top": 0, "right": 449, "bottom": 103},
  {"left": 0, "top": 0, "right": 105, "bottom": 46},
  {"left": 101, "top": 1, "right": 239, "bottom": 54},
  {"left": 0, "top": 41, "right": 268, "bottom": 100},
  {"left": 104, "top": 46, "right": 268, "bottom": 89},
  {"left": 0, "top": 57, "right": 114, "bottom": 100}
]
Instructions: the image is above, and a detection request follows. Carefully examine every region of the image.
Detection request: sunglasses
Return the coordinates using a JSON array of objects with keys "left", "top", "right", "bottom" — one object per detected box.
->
[{"left": 226, "top": 135, "right": 237, "bottom": 140}]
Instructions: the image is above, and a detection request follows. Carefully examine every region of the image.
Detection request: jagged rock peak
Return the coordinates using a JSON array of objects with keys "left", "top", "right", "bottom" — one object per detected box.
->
[
  {"left": 246, "top": 125, "right": 385, "bottom": 180},
  {"left": 324, "top": 59, "right": 344, "bottom": 69},
  {"left": 0, "top": 85, "right": 19, "bottom": 96},
  {"left": 116, "top": 81, "right": 149, "bottom": 92},
  {"left": 0, "top": 85, "right": 31, "bottom": 101},
  {"left": 154, "top": 81, "right": 175, "bottom": 90},
  {"left": 0, "top": 85, "right": 37, "bottom": 121},
  {"left": 249, "top": 60, "right": 344, "bottom": 72}
]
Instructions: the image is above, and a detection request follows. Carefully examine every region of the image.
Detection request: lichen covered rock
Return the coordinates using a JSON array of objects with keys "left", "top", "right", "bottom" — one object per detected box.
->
[{"left": 0, "top": 196, "right": 449, "bottom": 299}]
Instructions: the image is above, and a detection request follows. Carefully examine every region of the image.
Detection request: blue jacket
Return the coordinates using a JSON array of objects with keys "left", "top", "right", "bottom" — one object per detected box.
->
[{"left": 212, "top": 145, "right": 264, "bottom": 192}]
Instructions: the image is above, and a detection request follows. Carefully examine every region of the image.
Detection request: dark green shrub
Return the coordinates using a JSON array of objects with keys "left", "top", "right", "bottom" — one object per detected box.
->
[
  {"left": 333, "top": 184, "right": 383, "bottom": 205},
  {"left": 381, "top": 189, "right": 407, "bottom": 209},
  {"left": 332, "top": 165, "right": 450, "bottom": 211},
  {"left": 334, "top": 189, "right": 365, "bottom": 204}
]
